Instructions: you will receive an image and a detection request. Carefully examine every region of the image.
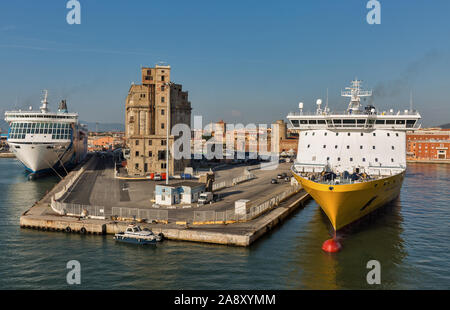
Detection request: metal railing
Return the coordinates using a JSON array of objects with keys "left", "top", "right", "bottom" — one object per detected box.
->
[
  {"left": 111, "top": 207, "right": 168, "bottom": 222},
  {"left": 212, "top": 172, "right": 255, "bottom": 191},
  {"left": 193, "top": 184, "right": 302, "bottom": 223},
  {"left": 51, "top": 198, "right": 106, "bottom": 219}
]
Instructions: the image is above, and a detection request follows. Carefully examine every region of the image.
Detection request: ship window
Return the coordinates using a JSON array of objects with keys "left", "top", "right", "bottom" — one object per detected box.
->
[
  {"left": 396, "top": 133, "right": 399, "bottom": 137},
  {"left": 347, "top": 145, "right": 350, "bottom": 149},
  {"left": 324, "top": 132, "right": 327, "bottom": 136},
  {"left": 372, "top": 146, "right": 376, "bottom": 149},
  {"left": 391, "top": 158, "right": 394, "bottom": 162},
  {"left": 300, "top": 120, "right": 308, "bottom": 124},
  {"left": 363, "top": 158, "right": 366, "bottom": 162},
  {"left": 307, "top": 144, "right": 310, "bottom": 148},
  {"left": 323, "top": 145, "right": 326, "bottom": 148},
  {"left": 343, "top": 119, "right": 356, "bottom": 124},
  {"left": 350, "top": 158, "right": 353, "bottom": 161},
  {"left": 396, "top": 120, "right": 405, "bottom": 124},
  {"left": 312, "top": 132, "right": 315, "bottom": 136},
  {"left": 305, "top": 132, "right": 307, "bottom": 136},
  {"left": 373, "top": 133, "right": 376, "bottom": 136},
  {"left": 337, "top": 157, "right": 341, "bottom": 161},
  {"left": 333, "top": 119, "right": 342, "bottom": 124},
  {"left": 375, "top": 158, "right": 379, "bottom": 162},
  {"left": 308, "top": 120, "right": 317, "bottom": 124},
  {"left": 347, "top": 133, "right": 350, "bottom": 136},
  {"left": 291, "top": 120, "right": 299, "bottom": 127},
  {"left": 376, "top": 120, "right": 385, "bottom": 124},
  {"left": 360, "top": 145, "right": 363, "bottom": 149},
  {"left": 357, "top": 119, "right": 365, "bottom": 124},
  {"left": 335, "top": 145, "right": 338, "bottom": 149},
  {"left": 386, "top": 120, "right": 395, "bottom": 124},
  {"left": 326, "top": 157, "right": 330, "bottom": 161},
  {"left": 318, "top": 120, "right": 326, "bottom": 124},
  {"left": 406, "top": 120, "right": 416, "bottom": 128},
  {"left": 392, "top": 146, "right": 395, "bottom": 150}
]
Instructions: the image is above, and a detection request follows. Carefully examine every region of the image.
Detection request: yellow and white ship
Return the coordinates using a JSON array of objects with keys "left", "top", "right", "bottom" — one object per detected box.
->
[{"left": 287, "top": 80, "right": 421, "bottom": 231}]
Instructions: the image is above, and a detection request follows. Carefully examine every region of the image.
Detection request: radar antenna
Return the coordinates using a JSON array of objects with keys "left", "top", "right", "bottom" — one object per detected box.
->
[{"left": 341, "top": 79, "right": 372, "bottom": 113}]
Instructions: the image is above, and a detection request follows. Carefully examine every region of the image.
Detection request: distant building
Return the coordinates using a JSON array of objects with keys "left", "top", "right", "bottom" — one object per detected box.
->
[
  {"left": 125, "top": 64, "right": 192, "bottom": 176},
  {"left": 155, "top": 181, "right": 206, "bottom": 206},
  {"left": 406, "top": 128, "right": 450, "bottom": 161},
  {"left": 88, "top": 132, "right": 125, "bottom": 151}
]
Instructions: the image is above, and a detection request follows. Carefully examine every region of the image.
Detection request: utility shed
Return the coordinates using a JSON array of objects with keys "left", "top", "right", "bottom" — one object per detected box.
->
[{"left": 155, "top": 181, "right": 206, "bottom": 206}]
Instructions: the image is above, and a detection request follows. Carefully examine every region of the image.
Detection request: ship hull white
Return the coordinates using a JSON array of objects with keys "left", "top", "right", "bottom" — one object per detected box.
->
[{"left": 9, "top": 142, "right": 77, "bottom": 174}]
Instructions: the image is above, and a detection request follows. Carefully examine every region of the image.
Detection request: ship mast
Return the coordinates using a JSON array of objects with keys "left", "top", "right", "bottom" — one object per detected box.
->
[
  {"left": 40, "top": 90, "right": 49, "bottom": 113},
  {"left": 341, "top": 79, "right": 372, "bottom": 114}
]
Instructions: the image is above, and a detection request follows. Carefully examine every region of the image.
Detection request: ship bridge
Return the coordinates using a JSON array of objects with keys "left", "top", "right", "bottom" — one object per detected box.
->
[{"left": 287, "top": 80, "right": 421, "bottom": 176}]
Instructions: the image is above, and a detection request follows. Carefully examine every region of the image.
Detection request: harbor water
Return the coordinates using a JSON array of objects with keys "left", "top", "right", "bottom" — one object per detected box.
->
[{"left": 0, "top": 158, "right": 448, "bottom": 289}]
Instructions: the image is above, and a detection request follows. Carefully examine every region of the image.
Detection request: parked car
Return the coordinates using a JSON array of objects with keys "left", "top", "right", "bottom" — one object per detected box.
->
[{"left": 271, "top": 179, "right": 278, "bottom": 184}]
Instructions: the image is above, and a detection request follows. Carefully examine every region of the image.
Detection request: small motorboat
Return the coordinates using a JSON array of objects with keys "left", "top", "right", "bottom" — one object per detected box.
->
[{"left": 114, "top": 224, "right": 163, "bottom": 245}]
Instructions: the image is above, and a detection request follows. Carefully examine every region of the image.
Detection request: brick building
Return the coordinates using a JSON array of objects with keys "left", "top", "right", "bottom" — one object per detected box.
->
[
  {"left": 406, "top": 128, "right": 450, "bottom": 160},
  {"left": 125, "top": 64, "right": 192, "bottom": 176}
]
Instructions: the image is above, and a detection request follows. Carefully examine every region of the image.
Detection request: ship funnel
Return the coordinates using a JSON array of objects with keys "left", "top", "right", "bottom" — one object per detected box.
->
[
  {"left": 40, "top": 90, "right": 49, "bottom": 113},
  {"left": 58, "top": 99, "right": 68, "bottom": 113}
]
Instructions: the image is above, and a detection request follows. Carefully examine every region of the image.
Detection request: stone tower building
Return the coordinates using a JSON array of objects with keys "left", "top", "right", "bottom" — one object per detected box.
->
[{"left": 125, "top": 64, "right": 192, "bottom": 176}]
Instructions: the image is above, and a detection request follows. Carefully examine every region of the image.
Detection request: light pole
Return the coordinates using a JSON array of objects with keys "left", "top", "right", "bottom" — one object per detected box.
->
[{"left": 162, "top": 82, "right": 173, "bottom": 185}]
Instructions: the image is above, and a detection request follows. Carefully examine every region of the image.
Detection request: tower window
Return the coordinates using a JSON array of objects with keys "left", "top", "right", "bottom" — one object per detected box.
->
[
  {"left": 161, "top": 109, "right": 165, "bottom": 115},
  {"left": 135, "top": 140, "right": 139, "bottom": 146},
  {"left": 161, "top": 123, "right": 165, "bottom": 129}
]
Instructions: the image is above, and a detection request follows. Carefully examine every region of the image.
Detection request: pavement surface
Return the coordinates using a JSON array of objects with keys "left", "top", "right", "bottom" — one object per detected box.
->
[{"left": 61, "top": 153, "right": 295, "bottom": 221}]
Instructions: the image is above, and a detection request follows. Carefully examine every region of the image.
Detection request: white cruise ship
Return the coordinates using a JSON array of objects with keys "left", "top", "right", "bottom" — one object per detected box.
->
[
  {"left": 287, "top": 80, "right": 421, "bottom": 250},
  {"left": 4, "top": 91, "right": 88, "bottom": 179}
]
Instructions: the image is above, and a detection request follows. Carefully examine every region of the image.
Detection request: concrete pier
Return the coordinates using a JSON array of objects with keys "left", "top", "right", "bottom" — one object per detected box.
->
[{"left": 19, "top": 154, "right": 311, "bottom": 246}]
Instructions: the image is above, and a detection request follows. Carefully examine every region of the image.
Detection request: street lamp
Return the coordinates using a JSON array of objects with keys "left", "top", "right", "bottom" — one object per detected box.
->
[{"left": 162, "top": 82, "right": 173, "bottom": 185}]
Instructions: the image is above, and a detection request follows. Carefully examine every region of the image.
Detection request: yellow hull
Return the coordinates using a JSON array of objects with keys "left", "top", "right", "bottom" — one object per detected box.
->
[{"left": 292, "top": 171, "right": 405, "bottom": 230}]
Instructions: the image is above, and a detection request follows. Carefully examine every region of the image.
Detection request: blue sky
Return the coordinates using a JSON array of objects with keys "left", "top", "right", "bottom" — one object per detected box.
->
[{"left": 0, "top": 0, "right": 449, "bottom": 127}]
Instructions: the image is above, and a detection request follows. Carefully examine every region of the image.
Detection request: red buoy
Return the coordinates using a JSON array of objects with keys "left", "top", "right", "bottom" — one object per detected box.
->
[{"left": 322, "top": 238, "right": 341, "bottom": 253}]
